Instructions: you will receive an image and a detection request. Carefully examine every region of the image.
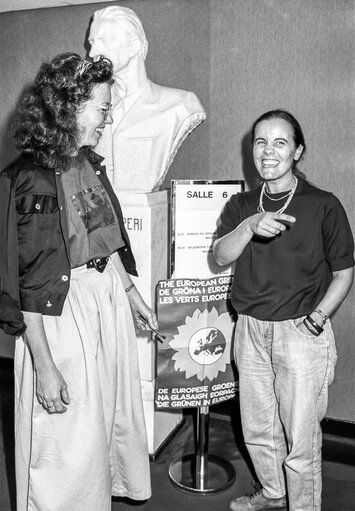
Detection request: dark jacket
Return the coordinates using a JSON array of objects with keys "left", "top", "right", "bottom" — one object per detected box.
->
[{"left": 0, "top": 148, "right": 137, "bottom": 336}]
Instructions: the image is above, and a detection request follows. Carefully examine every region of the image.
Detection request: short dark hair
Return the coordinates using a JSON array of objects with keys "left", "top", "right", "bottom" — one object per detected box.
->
[
  {"left": 12, "top": 52, "right": 113, "bottom": 170},
  {"left": 251, "top": 109, "right": 306, "bottom": 177}
]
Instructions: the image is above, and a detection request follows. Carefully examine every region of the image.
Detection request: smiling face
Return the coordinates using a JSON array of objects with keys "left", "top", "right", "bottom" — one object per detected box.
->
[
  {"left": 89, "top": 19, "right": 134, "bottom": 74},
  {"left": 253, "top": 118, "right": 303, "bottom": 188},
  {"left": 76, "top": 82, "right": 112, "bottom": 148}
]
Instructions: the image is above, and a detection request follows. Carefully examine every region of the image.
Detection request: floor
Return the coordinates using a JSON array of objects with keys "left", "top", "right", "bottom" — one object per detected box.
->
[{"left": 1, "top": 357, "right": 355, "bottom": 511}]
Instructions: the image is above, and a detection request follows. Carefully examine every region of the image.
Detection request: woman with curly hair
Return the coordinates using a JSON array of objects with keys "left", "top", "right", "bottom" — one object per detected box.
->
[{"left": 0, "top": 52, "right": 156, "bottom": 511}]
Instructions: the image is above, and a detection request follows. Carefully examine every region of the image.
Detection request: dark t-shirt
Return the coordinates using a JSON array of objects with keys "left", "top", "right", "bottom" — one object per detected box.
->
[{"left": 216, "top": 178, "right": 354, "bottom": 321}]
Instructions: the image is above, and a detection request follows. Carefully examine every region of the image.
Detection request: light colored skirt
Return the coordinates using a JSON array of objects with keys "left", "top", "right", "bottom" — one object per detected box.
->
[{"left": 14, "top": 260, "right": 151, "bottom": 511}]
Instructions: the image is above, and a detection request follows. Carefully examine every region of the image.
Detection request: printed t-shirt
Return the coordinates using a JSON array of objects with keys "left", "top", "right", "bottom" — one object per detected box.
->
[{"left": 61, "top": 157, "right": 125, "bottom": 268}]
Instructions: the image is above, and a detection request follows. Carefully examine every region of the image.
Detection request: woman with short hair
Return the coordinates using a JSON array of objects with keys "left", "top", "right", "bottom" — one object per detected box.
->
[{"left": 214, "top": 109, "right": 354, "bottom": 511}]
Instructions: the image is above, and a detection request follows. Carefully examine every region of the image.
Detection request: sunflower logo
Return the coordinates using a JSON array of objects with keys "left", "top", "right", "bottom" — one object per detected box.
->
[{"left": 170, "top": 307, "right": 233, "bottom": 381}]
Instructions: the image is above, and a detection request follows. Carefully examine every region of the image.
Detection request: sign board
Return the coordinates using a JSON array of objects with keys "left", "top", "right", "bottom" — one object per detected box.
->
[
  {"left": 170, "top": 180, "right": 244, "bottom": 278},
  {"left": 155, "top": 276, "right": 238, "bottom": 410},
  {"left": 155, "top": 180, "right": 244, "bottom": 410}
]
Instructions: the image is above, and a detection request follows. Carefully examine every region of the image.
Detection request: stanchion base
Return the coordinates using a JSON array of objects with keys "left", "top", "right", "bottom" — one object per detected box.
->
[{"left": 168, "top": 453, "right": 235, "bottom": 494}]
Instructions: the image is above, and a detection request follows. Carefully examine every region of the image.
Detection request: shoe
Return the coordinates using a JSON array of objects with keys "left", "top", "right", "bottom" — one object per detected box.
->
[{"left": 229, "top": 487, "right": 286, "bottom": 511}]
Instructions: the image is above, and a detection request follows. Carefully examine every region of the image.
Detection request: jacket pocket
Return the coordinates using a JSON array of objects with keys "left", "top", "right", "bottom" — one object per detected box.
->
[{"left": 16, "top": 194, "right": 58, "bottom": 214}]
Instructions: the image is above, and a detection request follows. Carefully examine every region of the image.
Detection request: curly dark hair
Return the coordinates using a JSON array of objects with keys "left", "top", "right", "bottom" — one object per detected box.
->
[{"left": 12, "top": 52, "right": 113, "bottom": 170}]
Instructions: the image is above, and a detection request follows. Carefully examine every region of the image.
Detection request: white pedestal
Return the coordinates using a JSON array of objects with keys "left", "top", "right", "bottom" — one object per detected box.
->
[{"left": 117, "top": 190, "right": 183, "bottom": 455}]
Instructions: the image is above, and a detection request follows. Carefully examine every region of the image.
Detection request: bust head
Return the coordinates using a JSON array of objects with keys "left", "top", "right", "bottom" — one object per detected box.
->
[{"left": 89, "top": 6, "right": 148, "bottom": 73}]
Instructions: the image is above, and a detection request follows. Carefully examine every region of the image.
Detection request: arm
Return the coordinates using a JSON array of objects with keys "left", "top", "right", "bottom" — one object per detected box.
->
[
  {"left": 0, "top": 171, "right": 26, "bottom": 336},
  {"left": 22, "top": 311, "right": 70, "bottom": 413},
  {"left": 110, "top": 252, "right": 158, "bottom": 331},
  {"left": 297, "top": 267, "right": 354, "bottom": 335},
  {"left": 213, "top": 211, "right": 296, "bottom": 266},
  {"left": 314, "top": 267, "right": 354, "bottom": 318},
  {"left": 299, "top": 194, "right": 355, "bottom": 334}
]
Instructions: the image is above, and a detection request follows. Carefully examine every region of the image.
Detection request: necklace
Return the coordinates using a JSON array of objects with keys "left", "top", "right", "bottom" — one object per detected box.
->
[
  {"left": 257, "top": 176, "right": 298, "bottom": 213},
  {"left": 263, "top": 189, "right": 292, "bottom": 201}
]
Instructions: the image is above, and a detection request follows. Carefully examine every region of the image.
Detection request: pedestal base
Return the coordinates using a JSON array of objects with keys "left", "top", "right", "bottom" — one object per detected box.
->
[
  {"left": 116, "top": 190, "right": 183, "bottom": 456},
  {"left": 117, "top": 190, "right": 169, "bottom": 381},
  {"left": 169, "top": 453, "right": 235, "bottom": 494}
]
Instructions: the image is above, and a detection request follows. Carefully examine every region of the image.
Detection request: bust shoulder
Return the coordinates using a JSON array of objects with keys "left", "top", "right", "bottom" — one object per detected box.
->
[{"left": 147, "top": 81, "right": 205, "bottom": 116}]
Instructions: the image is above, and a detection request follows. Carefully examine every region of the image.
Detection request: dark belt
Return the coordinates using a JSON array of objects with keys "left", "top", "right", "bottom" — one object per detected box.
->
[{"left": 86, "top": 256, "right": 110, "bottom": 273}]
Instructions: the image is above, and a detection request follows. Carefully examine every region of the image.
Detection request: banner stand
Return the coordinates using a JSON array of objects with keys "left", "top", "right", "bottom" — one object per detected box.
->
[{"left": 168, "top": 406, "right": 235, "bottom": 494}]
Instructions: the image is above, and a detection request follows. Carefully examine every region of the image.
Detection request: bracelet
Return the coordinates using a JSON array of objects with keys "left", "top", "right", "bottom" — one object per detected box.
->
[
  {"left": 304, "top": 316, "right": 323, "bottom": 336},
  {"left": 306, "top": 315, "right": 323, "bottom": 333},
  {"left": 303, "top": 318, "right": 320, "bottom": 336},
  {"left": 313, "top": 309, "right": 328, "bottom": 326},
  {"left": 125, "top": 283, "right": 135, "bottom": 293}
]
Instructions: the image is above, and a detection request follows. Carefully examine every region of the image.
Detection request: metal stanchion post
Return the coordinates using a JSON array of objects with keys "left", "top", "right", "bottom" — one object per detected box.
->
[
  {"left": 196, "top": 406, "right": 209, "bottom": 490},
  {"left": 168, "top": 406, "right": 235, "bottom": 494}
]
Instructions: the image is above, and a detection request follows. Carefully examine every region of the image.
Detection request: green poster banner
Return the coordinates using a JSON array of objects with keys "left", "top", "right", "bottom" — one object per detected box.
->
[{"left": 155, "top": 276, "right": 238, "bottom": 410}]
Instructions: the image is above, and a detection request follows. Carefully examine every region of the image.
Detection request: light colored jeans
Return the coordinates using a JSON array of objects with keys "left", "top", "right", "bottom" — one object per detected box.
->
[{"left": 234, "top": 314, "right": 337, "bottom": 511}]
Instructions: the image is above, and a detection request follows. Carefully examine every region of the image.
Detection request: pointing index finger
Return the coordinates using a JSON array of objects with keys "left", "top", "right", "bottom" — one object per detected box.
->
[{"left": 277, "top": 213, "right": 296, "bottom": 223}]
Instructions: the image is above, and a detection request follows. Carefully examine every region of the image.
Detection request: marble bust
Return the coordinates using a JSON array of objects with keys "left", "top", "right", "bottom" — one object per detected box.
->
[{"left": 89, "top": 6, "right": 206, "bottom": 193}]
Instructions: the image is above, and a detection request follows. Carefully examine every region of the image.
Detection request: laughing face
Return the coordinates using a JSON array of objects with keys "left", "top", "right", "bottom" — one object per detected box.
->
[
  {"left": 76, "top": 82, "right": 112, "bottom": 148},
  {"left": 253, "top": 118, "right": 303, "bottom": 187}
]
